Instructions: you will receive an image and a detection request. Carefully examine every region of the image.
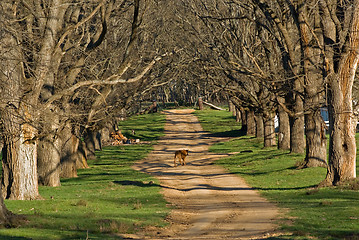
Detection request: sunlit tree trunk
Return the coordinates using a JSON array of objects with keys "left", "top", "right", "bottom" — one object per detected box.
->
[
  {"left": 0, "top": 12, "right": 39, "bottom": 200},
  {"left": 290, "top": 98, "right": 305, "bottom": 153},
  {"left": 235, "top": 108, "right": 241, "bottom": 123},
  {"left": 263, "top": 111, "right": 276, "bottom": 147},
  {"left": 278, "top": 97, "right": 290, "bottom": 150},
  {"left": 304, "top": 111, "right": 327, "bottom": 167},
  {"left": 2, "top": 110, "right": 39, "bottom": 200},
  {"left": 320, "top": 0, "right": 359, "bottom": 185}
]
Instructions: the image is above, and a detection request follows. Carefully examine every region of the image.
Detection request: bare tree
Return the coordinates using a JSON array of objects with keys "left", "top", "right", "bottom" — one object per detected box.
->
[{"left": 320, "top": 0, "right": 359, "bottom": 185}]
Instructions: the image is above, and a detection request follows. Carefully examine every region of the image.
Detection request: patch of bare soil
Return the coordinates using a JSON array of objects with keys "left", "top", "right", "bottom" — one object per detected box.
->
[{"left": 129, "top": 109, "right": 279, "bottom": 239}]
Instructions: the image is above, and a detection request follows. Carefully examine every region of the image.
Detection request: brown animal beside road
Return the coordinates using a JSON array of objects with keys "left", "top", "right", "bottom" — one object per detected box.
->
[{"left": 174, "top": 149, "right": 189, "bottom": 167}]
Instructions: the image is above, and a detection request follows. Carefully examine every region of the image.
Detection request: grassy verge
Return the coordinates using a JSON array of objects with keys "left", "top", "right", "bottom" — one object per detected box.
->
[
  {"left": 194, "top": 109, "right": 359, "bottom": 240},
  {"left": 2, "top": 112, "right": 168, "bottom": 240}
]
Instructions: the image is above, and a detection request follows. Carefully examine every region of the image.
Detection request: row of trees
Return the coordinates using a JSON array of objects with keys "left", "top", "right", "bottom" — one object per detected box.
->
[
  {"left": 178, "top": 0, "right": 359, "bottom": 186},
  {"left": 0, "top": 0, "right": 181, "bottom": 225}
]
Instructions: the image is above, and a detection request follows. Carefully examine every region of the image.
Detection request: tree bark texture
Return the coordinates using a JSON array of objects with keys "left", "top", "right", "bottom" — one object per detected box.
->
[
  {"left": 83, "top": 129, "right": 98, "bottom": 160},
  {"left": 198, "top": 97, "right": 204, "bottom": 110},
  {"left": 255, "top": 113, "right": 264, "bottom": 138},
  {"left": 263, "top": 111, "right": 276, "bottom": 147},
  {"left": 290, "top": 109, "right": 305, "bottom": 153},
  {"left": 247, "top": 110, "right": 256, "bottom": 136},
  {"left": 60, "top": 124, "right": 80, "bottom": 178},
  {"left": 0, "top": 12, "right": 39, "bottom": 200},
  {"left": 37, "top": 115, "right": 61, "bottom": 187},
  {"left": 304, "top": 111, "right": 327, "bottom": 167},
  {"left": 2, "top": 119, "right": 39, "bottom": 200},
  {"left": 235, "top": 108, "right": 241, "bottom": 123},
  {"left": 278, "top": 98, "right": 290, "bottom": 150},
  {"left": 299, "top": 1, "right": 327, "bottom": 167}
]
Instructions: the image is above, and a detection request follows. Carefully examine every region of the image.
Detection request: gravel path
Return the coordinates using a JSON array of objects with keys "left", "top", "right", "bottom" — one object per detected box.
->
[{"left": 131, "top": 109, "right": 279, "bottom": 239}]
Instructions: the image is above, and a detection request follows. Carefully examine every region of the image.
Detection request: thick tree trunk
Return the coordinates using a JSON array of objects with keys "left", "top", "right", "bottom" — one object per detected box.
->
[
  {"left": 278, "top": 99, "right": 290, "bottom": 150},
  {"left": 83, "top": 129, "right": 97, "bottom": 160},
  {"left": 235, "top": 108, "right": 241, "bottom": 123},
  {"left": 37, "top": 116, "right": 61, "bottom": 187},
  {"left": 298, "top": 2, "right": 327, "bottom": 167},
  {"left": 264, "top": 111, "right": 276, "bottom": 147},
  {"left": 304, "top": 111, "right": 327, "bottom": 167},
  {"left": 228, "top": 99, "right": 235, "bottom": 114},
  {"left": 241, "top": 109, "right": 248, "bottom": 133},
  {"left": 247, "top": 110, "right": 256, "bottom": 136},
  {"left": 290, "top": 89, "right": 305, "bottom": 153},
  {"left": 60, "top": 123, "right": 80, "bottom": 178},
  {"left": 0, "top": 18, "right": 39, "bottom": 200},
  {"left": 101, "top": 127, "right": 111, "bottom": 145},
  {"left": 319, "top": 0, "right": 359, "bottom": 185},
  {"left": 76, "top": 141, "right": 90, "bottom": 169},
  {"left": 2, "top": 122, "right": 39, "bottom": 200},
  {"left": 325, "top": 73, "right": 357, "bottom": 184},
  {"left": 198, "top": 97, "right": 204, "bottom": 110},
  {"left": 290, "top": 114, "right": 305, "bottom": 153},
  {"left": 37, "top": 136, "right": 61, "bottom": 186},
  {"left": 255, "top": 113, "right": 264, "bottom": 138}
]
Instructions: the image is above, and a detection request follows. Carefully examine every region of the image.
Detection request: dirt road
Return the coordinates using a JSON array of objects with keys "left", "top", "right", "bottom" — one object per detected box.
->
[{"left": 132, "top": 109, "right": 279, "bottom": 239}]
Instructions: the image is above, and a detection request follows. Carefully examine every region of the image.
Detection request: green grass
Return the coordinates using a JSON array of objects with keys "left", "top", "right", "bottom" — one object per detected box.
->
[
  {"left": 194, "top": 109, "right": 243, "bottom": 137},
  {"left": 119, "top": 112, "right": 166, "bottom": 142},
  {"left": 2, "top": 112, "right": 168, "bottom": 240},
  {"left": 194, "top": 109, "right": 359, "bottom": 240}
]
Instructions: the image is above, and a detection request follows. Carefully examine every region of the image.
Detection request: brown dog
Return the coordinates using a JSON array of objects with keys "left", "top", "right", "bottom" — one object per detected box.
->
[{"left": 174, "top": 150, "right": 189, "bottom": 167}]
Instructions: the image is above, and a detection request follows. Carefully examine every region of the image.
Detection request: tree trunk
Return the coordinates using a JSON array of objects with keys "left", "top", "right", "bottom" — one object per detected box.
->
[
  {"left": 264, "top": 111, "right": 276, "bottom": 147},
  {"left": 304, "top": 111, "right": 327, "bottom": 167},
  {"left": 76, "top": 141, "right": 90, "bottom": 169},
  {"left": 101, "top": 127, "right": 111, "bottom": 145},
  {"left": 290, "top": 85, "right": 305, "bottom": 153},
  {"left": 228, "top": 99, "right": 235, "bottom": 114},
  {"left": 198, "top": 97, "right": 204, "bottom": 110},
  {"left": 240, "top": 108, "right": 248, "bottom": 133},
  {"left": 298, "top": 2, "right": 327, "bottom": 167},
  {"left": 37, "top": 115, "right": 61, "bottom": 187},
  {"left": 60, "top": 123, "right": 79, "bottom": 178},
  {"left": 2, "top": 120, "right": 40, "bottom": 200},
  {"left": 37, "top": 136, "right": 61, "bottom": 186},
  {"left": 0, "top": 19, "right": 39, "bottom": 200},
  {"left": 247, "top": 110, "right": 256, "bottom": 136},
  {"left": 325, "top": 71, "right": 357, "bottom": 184},
  {"left": 319, "top": 0, "right": 359, "bottom": 185},
  {"left": 290, "top": 113, "right": 305, "bottom": 153},
  {"left": 235, "top": 108, "right": 241, "bottom": 123},
  {"left": 278, "top": 98, "right": 290, "bottom": 150},
  {"left": 83, "top": 129, "right": 97, "bottom": 160},
  {"left": 255, "top": 113, "right": 264, "bottom": 138}
]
